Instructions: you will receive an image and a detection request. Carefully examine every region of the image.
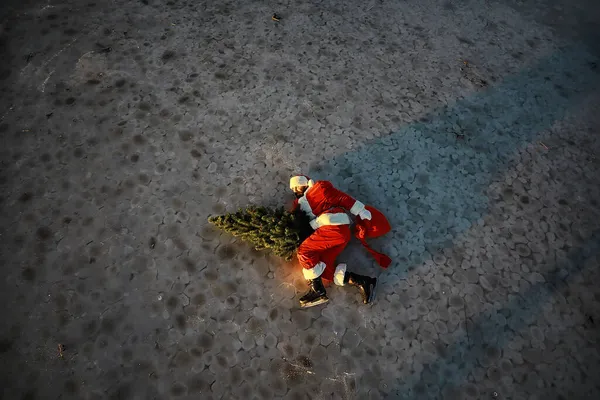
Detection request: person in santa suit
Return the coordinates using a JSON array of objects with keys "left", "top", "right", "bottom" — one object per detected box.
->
[{"left": 289, "top": 175, "right": 378, "bottom": 308}]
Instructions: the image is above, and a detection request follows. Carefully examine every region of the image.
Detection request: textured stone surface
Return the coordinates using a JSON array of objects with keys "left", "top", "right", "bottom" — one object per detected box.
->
[{"left": 1, "top": 0, "right": 600, "bottom": 399}]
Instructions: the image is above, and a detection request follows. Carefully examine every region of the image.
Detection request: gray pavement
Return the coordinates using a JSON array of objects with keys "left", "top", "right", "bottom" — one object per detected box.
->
[{"left": 1, "top": 0, "right": 599, "bottom": 399}]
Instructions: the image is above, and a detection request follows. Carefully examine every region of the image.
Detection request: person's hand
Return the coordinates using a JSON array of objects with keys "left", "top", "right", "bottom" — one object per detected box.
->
[
  {"left": 310, "top": 219, "right": 319, "bottom": 230},
  {"left": 358, "top": 209, "right": 372, "bottom": 220},
  {"left": 286, "top": 197, "right": 298, "bottom": 212}
]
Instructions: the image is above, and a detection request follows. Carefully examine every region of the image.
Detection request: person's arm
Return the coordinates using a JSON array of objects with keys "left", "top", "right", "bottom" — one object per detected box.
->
[
  {"left": 286, "top": 198, "right": 299, "bottom": 212},
  {"left": 321, "top": 182, "right": 371, "bottom": 220}
]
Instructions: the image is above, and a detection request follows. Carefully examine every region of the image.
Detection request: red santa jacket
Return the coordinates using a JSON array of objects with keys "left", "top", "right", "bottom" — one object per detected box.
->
[
  {"left": 292, "top": 180, "right": 392, "bottom": 268},
  {"left": 292, "top": 180, "right": 366, "bottom": 229}
]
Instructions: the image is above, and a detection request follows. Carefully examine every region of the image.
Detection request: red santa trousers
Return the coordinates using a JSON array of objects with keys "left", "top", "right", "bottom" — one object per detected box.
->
[{"left": 296, "top": 224, "right": 351, "bottom": 282}]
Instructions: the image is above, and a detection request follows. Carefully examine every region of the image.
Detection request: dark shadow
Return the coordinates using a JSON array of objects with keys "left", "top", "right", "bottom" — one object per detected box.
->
[
  {"left": 401, "top": 229, "right": 600, "bottom": 399},
  {"left": 304, "top": 44, "right": 600, "bottom": 397},
  {"left": 496, "top": 0, "right": 600, "bottom": 57},
  {"left": 307, "top": 45, "right": 599, "bottom": 276}
]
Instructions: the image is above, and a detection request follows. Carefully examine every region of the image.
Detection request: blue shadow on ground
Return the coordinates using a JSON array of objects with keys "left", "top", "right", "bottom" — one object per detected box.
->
[
  {"left": 309, "top": 45, "right": 599, "bottom": 272},
  {"left": 305, "top": 44, "right": 600, "bottom": 398},
  {"left": 402, "top": 230, "right": 600, "bottom": 399}
]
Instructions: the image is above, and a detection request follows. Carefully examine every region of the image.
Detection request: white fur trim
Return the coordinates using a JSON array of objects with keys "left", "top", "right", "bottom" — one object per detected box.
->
[
  {"left": 297, "top": 191, "right": 316, "bottom": 219},
  {"left": 358, "top": 209, "right": 372, "bottom": 220},
  {"left": 307, "top": 179, "right": 315, "bottom": 187},
  {"left": 333, "top": 264, "right": 347, "bottom": 286},
  {"left": 290, "top": 175, "right": 308, "bottom": 189},
  {"left": 311, "top": 213, "right": 350, "bottom": 229},
  {"left": 303, "top": 261, "right": 326, "bottom": 280},
  {"left": 349, "top": 200, "right": 365, "bottom": 215}
]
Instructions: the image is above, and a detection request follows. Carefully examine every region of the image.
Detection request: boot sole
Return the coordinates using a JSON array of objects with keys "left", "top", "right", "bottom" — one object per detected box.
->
[
  {"left": 300, "top": 297, "right": 329, "bottom": 308},
  {"left": 366, "top": 278, "right": 377, "bottom": 304}
]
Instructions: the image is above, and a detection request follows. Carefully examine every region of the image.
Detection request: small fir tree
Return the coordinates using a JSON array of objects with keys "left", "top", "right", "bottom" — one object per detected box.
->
[{"left": 208, "top": 206, "right": 313, "bottom": 261}]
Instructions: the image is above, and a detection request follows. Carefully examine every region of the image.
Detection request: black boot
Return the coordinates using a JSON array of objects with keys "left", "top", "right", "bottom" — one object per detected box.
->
[
  {"left": 299, "top": 277, "right": 329, "bottom": 308},
  {"left": 345, "top": 272, "right": 377, "bottom": 304}
]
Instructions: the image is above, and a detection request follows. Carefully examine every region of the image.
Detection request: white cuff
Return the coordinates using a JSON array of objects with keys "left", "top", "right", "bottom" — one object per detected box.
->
[
  {"left": 309, "top": 219, "right": 318, "bottom": 230},
  {"left": 302, "top": 261, "right": 326, "bottom": 280},
  {"left": 349, "top": 201, "right": 365, "bottom": 215},
  {"left": 333, "top": 264, "right": 347, "bottom": 286},
  {"left": 358, "top": 209, "right": 372, "bottom": 220}
]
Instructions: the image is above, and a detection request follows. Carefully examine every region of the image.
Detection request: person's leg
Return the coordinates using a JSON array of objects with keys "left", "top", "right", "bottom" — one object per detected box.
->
[
  {"left": 342, "top": 271, "right": 377, "bottom": 304},
  {"left": 296, "top": 226, "right": 350, "bottom": 308},
  {"left": 330, "top": 262, "right": 377, "bottom": 304},
  {"left": 327, "top": 227, "right": 377, "bottom": 304},
  {"left": 296, "top": 225, "right": 350, "bottom": 279},
  {"left": 320, "top": 243, "right": 347, "bottom": 281},
  {"left": 313, "top": 225, "right": 351, "bottom": 281}
]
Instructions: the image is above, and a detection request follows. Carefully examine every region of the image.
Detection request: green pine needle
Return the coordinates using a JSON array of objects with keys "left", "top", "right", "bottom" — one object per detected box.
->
[{"left": 208, "top": 206, "right": 312, "bottom": 261}]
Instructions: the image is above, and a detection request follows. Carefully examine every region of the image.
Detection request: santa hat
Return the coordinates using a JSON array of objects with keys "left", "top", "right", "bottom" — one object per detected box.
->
[{"left": 289, "top": 175, "right": 314, "bottom": 189}]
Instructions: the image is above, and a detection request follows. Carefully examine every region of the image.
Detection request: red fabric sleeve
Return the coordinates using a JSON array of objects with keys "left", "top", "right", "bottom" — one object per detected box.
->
[
  {"left": 320, "top": 181, "right": 357, "bottom": 211},
  {"left": 288, "top": 198, "right": 299, "bottom": 212}
]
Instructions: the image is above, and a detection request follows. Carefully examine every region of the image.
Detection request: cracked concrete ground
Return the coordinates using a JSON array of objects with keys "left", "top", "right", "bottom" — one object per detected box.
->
[{"left": 1, "top": 0, "right": 599, "bottom": 399}]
